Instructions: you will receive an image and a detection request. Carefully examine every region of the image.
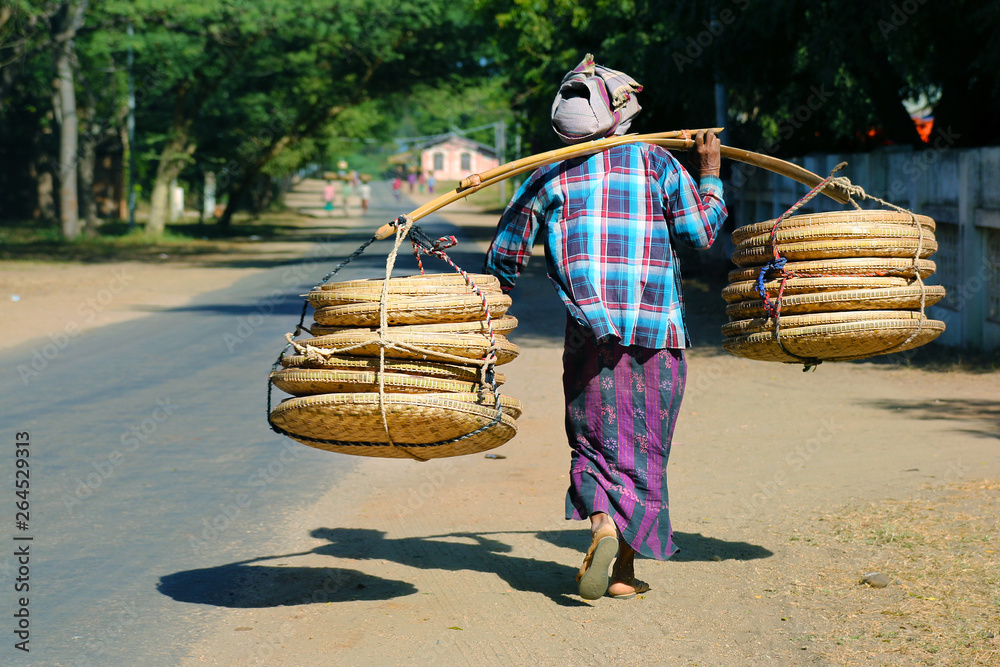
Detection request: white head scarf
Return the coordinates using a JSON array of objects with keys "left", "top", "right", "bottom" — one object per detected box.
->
[{"left": 551, "top": 54, "right": 643, "bottom": 144}]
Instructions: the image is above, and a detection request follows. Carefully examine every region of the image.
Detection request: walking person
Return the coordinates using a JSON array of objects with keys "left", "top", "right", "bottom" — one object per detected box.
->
[
  {"left": 322, "top": 179, "right": 336, "bottom": 217},
  {"left": 360, "top": 181, "right": 371, "bottom": 215},
  {"left": 483, "top": 54, "right": 727, "bottom": 600},
  {"left": 428, "top": 173, "right": 436, "bottom": 194},
  {"left": 392, "top": 176, "right": 402, "bottom": 202}
]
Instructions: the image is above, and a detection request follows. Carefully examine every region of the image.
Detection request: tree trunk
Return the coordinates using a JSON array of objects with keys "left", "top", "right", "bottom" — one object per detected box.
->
[
  {"left": 78, "top": 126, "right": 99, "bottom": 235},
  {"left": 147, "top": 127, "right": 195, "bottom": 235},
  {"left": 55, "top": 35, "right": 80, "bottom": 239},
  {"left": 50, "top": 0, "right": 89, "bottom": 239},
  {"left": 216, "top": 164, "right": 261, "bottom": 227}
]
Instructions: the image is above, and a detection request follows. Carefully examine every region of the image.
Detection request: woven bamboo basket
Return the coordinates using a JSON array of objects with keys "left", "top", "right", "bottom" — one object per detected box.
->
[
  {"left": 721, "top": 317, "right": 946, "bottom": 363},
  {"left": 726, "top": 257, "right": 936, "bottom": 283},
  {"left": 731, "top": 211, "right": 936, "bottom": 245},
  {"left": 308, "top": 282, "right": 504, "bottom": 307},
  {"left": 279, "top": 354, "right": 506, "bottom": 384},
  {"left": 268, "top": 392, "right": 519, "bottom": 459},
  {"left": 731, "top": 237, "right": 938, "bottom": 267},
  {"left": 270, "top": 368, "right": 505, "bottom": 396},
  {"left": 721, "top": 309, "right": 927, "bottom": 338},
  {"left": 725, "top": 285, "right": 947, "bottom": 319},
  {"left": 314, "top": 273, "right": 502, "bottom": 293},
  {"left": 295, "top": 330, "right": 520, "bottom": 365},
  {"left": 308, "top": 315, "right": 519, "bottom": 338},
  {"left": 313, "top": 292, "right": 512, "bottom": 326},
  {"left": 736, "top": 223, "right": 936, "bottom": 251},
  {"left": 721, "top": 276, "right": 909, "bottom": 303}
]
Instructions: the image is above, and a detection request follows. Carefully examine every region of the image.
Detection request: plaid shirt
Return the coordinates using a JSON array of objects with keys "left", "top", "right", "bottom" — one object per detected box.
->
[{"left": 483, "top": 142, "right": 727, "bottom": 349}]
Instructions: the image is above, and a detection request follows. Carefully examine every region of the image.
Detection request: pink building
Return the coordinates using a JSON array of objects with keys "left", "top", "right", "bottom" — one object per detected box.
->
[{"left": 419, "top": 133, "right": 499, "bottom": 181}]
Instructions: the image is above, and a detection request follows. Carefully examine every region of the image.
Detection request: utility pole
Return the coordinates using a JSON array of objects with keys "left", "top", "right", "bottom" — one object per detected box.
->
[{"left": 126, "top": 23, "right": 137, "bottom": 230}]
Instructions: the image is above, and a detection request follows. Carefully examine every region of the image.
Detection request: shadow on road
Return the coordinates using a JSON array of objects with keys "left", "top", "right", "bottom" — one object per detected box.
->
[
  {"left": 867, "top": 398, "right": 1000, "bottom": 439},
  {"left": 158, "top": 526, "right": 610, "bottom": 608},
  {"left": 158, "top": 562, "right": 416, "bottom": 607},
  {"left": 534, "top": 529, "right": 773, "bottom": 563}
]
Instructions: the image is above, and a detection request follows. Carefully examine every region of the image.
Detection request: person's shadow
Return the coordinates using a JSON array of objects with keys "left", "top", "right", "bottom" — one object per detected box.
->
[{"left": 159, "top": 527, "right": 771, "bottom": 608}]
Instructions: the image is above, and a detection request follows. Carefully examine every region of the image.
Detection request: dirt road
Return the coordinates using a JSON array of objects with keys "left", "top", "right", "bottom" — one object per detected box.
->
[{"left": 4, "top": 182, "right": 997, "bottom": 666}]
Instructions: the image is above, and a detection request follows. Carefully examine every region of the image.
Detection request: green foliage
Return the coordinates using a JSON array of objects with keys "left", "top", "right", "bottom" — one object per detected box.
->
[{"left": 480, "top": 0, "right": 1000, "bottom": 154}]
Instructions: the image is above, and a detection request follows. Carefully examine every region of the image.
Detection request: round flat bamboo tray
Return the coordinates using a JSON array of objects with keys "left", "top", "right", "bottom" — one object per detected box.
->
[
  {"left": 315, "top": 273, "right": 502, "bottom": 293},
  {"left": 727, "top": 258, "right": 936, "bottom": 283},
  {"left": 731, "top": 211, "right": 935, "bottom": 245},
  {"left": 271, "top": 368, "right": 503, "bottom": 396},
  {"left": 721, "top": 317, "right": 946, "bottom": 363},
  {"left": 722, "top": 276, "right": 909, "bottom": 303},
  {"left": 268, "top": 392, "right": 519, "bottom": 459},
  {"left": 313, "top": 292, "right": 512, "bottom": 326},
  {"left": 308, "top": 281, "right": 504, "bottom": 307},
  {"left": 721, "top": 309, "right": 927, "bottom": 338},
  {"left": 278, "top": 354, "right": 484, "bottom": 376},
  {"left": 279, "top": 355, "right": 507, "bottom": 384},
  {"left": 442, "top": 392, "right": 523, "bottom": 419},
  {"left": 295, "top": 330, "right": 520, "bottom": 365},
  {"left": 731, "top": 237, "right": 938, "bottom": 267},
  {"left": 309, "top": 315, "right": 518, "bottom": 338},
  {"left": 725, "top": 285, "right": 947, "bottom": 319},
  {"left": 736, "top": 223, "right": 936, "bottom": 251}
]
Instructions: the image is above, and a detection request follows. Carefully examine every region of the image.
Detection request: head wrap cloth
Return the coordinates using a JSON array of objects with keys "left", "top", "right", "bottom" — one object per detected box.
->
[{"left": 551, "top": 53, "right": 643, "bottom": 145}]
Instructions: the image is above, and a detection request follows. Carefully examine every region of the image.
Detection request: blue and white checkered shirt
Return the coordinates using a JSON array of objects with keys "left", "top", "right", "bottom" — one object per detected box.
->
[{"left": 484, "top": 142, "right": 727, "bottom": 349}]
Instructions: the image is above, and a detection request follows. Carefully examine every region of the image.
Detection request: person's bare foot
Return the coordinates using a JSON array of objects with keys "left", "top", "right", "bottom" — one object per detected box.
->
[
  {"left": 607, "top": 577, "right": 650, "bottom": 598},
  {"left": 576, "top": 513, "right": 618, "bottom": 599},
  {"left": 606, "top": 541, "right": 650, "bottom": 598}
]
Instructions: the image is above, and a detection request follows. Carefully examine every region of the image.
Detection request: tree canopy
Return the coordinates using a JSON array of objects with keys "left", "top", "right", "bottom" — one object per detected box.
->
[{"left": 2, "top": 0, "right": 998, "bottom": 235}]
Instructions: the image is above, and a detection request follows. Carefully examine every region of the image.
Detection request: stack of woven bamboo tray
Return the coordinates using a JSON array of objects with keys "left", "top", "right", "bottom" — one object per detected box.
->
[
  {"left": 268, "top": 273, "right": 521, "bottom": 459},
  {"left": 721, "top": 210, "right": 947, "bottom": 363}
]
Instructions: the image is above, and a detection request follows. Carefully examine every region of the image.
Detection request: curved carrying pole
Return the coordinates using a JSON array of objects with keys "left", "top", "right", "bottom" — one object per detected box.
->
[{"left": 376, "top": 129, "right": 851, "bottom": 240}]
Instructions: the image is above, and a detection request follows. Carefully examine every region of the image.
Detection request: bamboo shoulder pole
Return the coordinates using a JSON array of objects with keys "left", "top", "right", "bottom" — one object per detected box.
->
[{"left": 376, "top": 131, "right": 850, "bottom": 240}]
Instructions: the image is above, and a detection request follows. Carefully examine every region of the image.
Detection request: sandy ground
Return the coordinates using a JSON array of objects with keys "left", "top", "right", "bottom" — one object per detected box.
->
[{"left": 6, "top": 182, "right": 999, "bottom": 665}]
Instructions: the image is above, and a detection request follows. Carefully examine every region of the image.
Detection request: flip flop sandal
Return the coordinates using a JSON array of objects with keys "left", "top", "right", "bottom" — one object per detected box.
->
[
  {"left": 607, "top": 578, "right": 650, "bottom": 600},
  {"left": 577, "top": 535, "right": 618, "bottom": 600}
]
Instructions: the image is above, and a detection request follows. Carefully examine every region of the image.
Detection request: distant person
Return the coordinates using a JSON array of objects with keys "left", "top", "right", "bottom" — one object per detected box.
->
[
  {"left": 407, "top": 171, "right": 416, "bottom": 193},
  {"left": 483, "top": 54, "right": 727, "bottom": 601},
  {"left": 323, "top": 180, "right": 336, "bottom": 216},
  {"left": 360, "top": 182, "right": 371, "bottom": 214},
  {"left": 392, "top": 177, "right": 402, "bottom": 202},
  {"left": 428, "top": 173, "right": 436, "bottom": 194},
  {"left": 418, "top": 171, "right": 426, "bottom": 193}
]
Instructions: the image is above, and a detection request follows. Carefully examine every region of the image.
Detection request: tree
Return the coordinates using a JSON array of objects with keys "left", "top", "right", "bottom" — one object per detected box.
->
[{"left": 480, "top": 0, "right": 1000, "bottom": 156}]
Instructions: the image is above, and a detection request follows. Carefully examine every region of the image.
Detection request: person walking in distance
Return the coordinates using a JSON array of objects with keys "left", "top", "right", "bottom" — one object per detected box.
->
[
  {"left": 323, "top": 179, "right": 336, "bottom": 217},
  {"left": 360, "top": 181, "right": 371, "bottom": 215},
  {"left": 484, "top": 54, "right": 727, "bottom": 600}
]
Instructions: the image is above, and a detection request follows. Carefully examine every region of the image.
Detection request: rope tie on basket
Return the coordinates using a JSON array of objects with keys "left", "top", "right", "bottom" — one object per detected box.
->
[
  {"left": 824, "top": 177, "right": 929, "bottom": 356},
  {"left": 756, "top": 163, "right": 851, "bottom": 371},
  {"left": 379, "top": 215, "right": 503, "bottom": 429},
  {"left": 268, "top": 214, "right": 505, "bottom": 457}
]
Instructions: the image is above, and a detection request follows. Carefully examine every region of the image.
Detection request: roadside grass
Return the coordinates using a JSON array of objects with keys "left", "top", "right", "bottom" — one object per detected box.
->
[
  {"left": 0, "top": 211, "right": 309, "bottom": 263},
  {"left": 798, "top": 480, "right": 1000, "bottom": 665}
]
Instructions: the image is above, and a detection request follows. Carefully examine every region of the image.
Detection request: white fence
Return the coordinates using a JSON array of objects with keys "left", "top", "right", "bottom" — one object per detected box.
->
[{"left": 723, "top": 144, "right": 1000, "bottom": 351}]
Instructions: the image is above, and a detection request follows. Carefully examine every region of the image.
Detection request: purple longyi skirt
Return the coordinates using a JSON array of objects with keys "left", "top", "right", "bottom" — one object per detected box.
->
[{"left": 563, "top": 317, "right": 686, "bottom": 560}]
